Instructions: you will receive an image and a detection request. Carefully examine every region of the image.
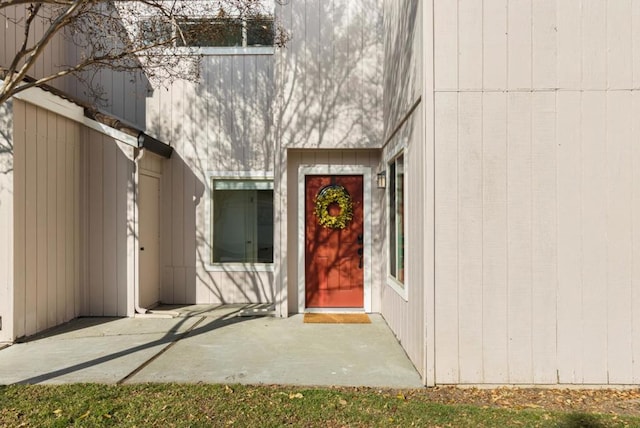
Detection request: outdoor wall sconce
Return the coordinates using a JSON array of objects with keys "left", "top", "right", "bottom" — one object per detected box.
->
[{"left": 376, "top": 171, "right": 386, "bottom": 189}]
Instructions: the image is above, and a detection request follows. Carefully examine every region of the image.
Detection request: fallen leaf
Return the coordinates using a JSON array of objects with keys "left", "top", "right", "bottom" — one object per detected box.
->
[
  {"left": 78, "top": 410, "right": 90, "bottom": 419},
  {"left": 289, "top": 392, "right": 304, "bottom": 399}
]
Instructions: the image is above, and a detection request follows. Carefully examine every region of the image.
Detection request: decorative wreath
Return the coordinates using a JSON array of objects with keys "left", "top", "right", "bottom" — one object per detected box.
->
[{"left": 313, "top": 185, "right": 354, "bottom": 229}]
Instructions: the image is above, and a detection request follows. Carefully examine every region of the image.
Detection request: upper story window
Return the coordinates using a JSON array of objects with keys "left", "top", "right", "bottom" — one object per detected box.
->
[{"left": 139, "top": 15, "right": 275, "bottom": 49}]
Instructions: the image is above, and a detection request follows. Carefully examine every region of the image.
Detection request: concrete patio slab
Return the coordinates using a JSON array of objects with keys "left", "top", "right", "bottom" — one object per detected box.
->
[{"left": 0, "top": 306, "right": 423, "bottom": 388}]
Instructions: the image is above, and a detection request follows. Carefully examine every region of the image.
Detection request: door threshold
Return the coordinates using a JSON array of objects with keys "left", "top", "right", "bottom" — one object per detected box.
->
[{"left": 304, "top": 308, "right": 366, "bottom": 314}]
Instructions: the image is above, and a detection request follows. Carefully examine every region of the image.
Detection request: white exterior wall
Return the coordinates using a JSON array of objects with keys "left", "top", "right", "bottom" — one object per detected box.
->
[
  {"left": 274, "top": 0, "right": 384, "bottom": 316},
  {"left": 10, "top": 100, "right": 82, "bottom": 339},
  {"left": 432, "top": 0, "right": 640, "bottom": 385},
  {"left": 380, "top": 0, "right": 432, "bottom": 384},
  {"left": 147, "top": 54, "right": 276, "bottom": 305},
  {"left": 2, "top": 94, "right": 137, "bottom": 340},
  {"left": 0, "top": 101, "right": 14, "bottom": 342},
  {"left": 81, "top": 129, "right": 136, "bottom": 317}
]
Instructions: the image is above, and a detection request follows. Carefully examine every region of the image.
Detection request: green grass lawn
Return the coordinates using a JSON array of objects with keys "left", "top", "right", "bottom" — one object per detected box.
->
[{"left": 1, "top": 384, "right": 638, "bottom": 427}]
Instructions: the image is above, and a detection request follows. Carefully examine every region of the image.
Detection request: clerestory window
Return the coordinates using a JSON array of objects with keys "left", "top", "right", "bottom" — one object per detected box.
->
[{"left": 139, "top": 16, "right": 274, "bottom": 48}]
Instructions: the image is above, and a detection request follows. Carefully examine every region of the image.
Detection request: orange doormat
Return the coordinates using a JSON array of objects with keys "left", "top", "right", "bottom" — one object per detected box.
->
[{"left": 303, "top": 313, "right": 371, "bottom": 324}]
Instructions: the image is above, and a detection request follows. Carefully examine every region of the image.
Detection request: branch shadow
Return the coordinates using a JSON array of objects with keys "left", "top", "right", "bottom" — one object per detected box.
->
[
  {"left": 12, "top": 306, "right": 258, "bottom": 385},
  {"left": 142, "top": 0, "right": 383, "bottom": 312}
]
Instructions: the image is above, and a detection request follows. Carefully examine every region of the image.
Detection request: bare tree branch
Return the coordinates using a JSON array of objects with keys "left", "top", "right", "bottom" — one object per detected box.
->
[{"left": 1, "top": 1, "right": 287, "bottom": 106}]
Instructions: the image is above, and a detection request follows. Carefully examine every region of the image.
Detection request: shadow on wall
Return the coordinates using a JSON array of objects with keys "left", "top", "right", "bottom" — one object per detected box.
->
[
  {"left": 279, "top": 0, "right": 383, "bottom": 149},
  {"left": 382, "top": 0, "right": 418, "bottom": 135},
  {"left": 145, "top": 0, "right": 384, "bottom": 307},
  {"left": 0, "top": 102, "right": 13, "bottom": 177}
]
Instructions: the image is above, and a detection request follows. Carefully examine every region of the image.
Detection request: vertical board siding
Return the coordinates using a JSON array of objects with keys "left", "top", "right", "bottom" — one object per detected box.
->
[
  {"left": 434, "top": 91, "right": 459, "bottom": 383},
  {"left": 84, "top": 130, "right": 134, "bottom": 316},
  {"left": 457, "top": 93, "right": 483, "bottom": 382},
  {"left": 381, "top": 0, "right": 427, "bottom": 381},
  {"left": 506, "top": 92, "right": 533, "bottom": 383},
  {"left": 147, "top": 52, "right": 278, "bottom": 305},
  {"left": 13, "top": 100, "right": 26, "bottom": 340},
  {"left": 481, "top": 92, "right": 508, "bottom": 383},
  {"left": 530, "top": 92, "right": 557, "bottom": 383},
  {"left": 0, "top": 101, "right": 14, "bottom": 342},
  {"left": 632, "top": 92, "right": 640, "bottom": 384},
  {"left": 11, "top": 101, "right": 81, "bottom": 339},
  {"left": 432, "top": 0, "right": 640, "bottom": 384}
]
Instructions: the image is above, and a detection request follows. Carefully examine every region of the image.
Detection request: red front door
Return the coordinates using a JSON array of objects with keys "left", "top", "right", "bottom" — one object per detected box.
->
[{"left": 305, "top": 175, "right": 364, "bottom": 308}]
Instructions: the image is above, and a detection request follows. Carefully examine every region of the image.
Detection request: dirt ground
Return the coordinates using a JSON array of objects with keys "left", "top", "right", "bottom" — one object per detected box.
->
[{"left": 394, "top": 387, "right": 640, "bottom": 416}]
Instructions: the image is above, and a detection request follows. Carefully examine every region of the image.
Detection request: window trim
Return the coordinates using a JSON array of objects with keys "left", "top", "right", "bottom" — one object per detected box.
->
[
  {"left": 206, "top": 171, "right": 275, "bottom": 272},
  {"left": 386, "top": 150, "right": 408, "bottom": 300}
]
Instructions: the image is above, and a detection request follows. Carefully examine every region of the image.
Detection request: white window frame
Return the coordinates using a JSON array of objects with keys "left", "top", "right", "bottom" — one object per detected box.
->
[
  {"left": 138, "top": 14, "right": 276, "bottom": 56},
  {"left": 386, "top": 149, "right": 408, "bottom": 300},
  {"left": 206, "top": 171, "right": 275, "bottom": 272}
]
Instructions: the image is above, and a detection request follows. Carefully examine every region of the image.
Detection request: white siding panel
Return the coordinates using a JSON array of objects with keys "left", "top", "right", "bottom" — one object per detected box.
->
[
  {"left": 605, "top": 91, "right": 633, "bottom": 383},
  {"left": 507, "top": 0, "right": 532, "bottom": 89},
  {"left": 483, "top": 0, "right": 507, "bottom": 90},
  {"left": 458, "top": 0, "right": 482, "bottom": 90},
  {"left": 88, "top": 133, "right": 104, "bottom": 315},
  {"left": 9, "top": 101, "right": 82, "bottom": 339},
  {"left": 433, "top": 0, "right": 458, "bottom": 90},
  {"left": 633, "top": 92, "right": 640, "bottom": 383},
  {"left": 36, "top": 107, "right": 48, "bottom": 332},
  {"left": 56, "top": 120, "right": 67, "bottom": 324},
  {"left": 481, "top": 92, "right": 508, "bottom": 383},
  {"left": 0, "top": 101, "right": 14, "bottom": 342},
  {"left": 506, "top": 92, "right": 533, "bottom": 383},
  {"left": 607, "top": 0, "right": 633, "bottom": 89},
  {"left": 457, "top": 92, "right": 483, "bottom": 382},
  {"left": 557, "top": 0, "right": 582, "bottom": 89},
  {"left": 532, "top": 0, "right": 557, "bottom": 89},
  {"left": 103, "top": 138, "right": 118, "bottom": 315},
  {"left": 580, "top": 91, "right": 608, "bottom": 384},
  {"left": 46, "top": 112, "right": 57, "bottom": 327},
  {"left": 434, "top": 92, "right": 459, "bottom": 383},
  {"left": 24, "top": 103, "right": 37, "bottom": 335},
  {"left": 581, "top": 0, "right": 607, "bottom": 90},
  {"left": 556, "top": 91, "right": 583, "bottom": 383},
  {"left": 633, "top": 2, "right": 640, "bottom": 88},
  {"left": 13, "top": 100, "right": 26, "bottom": 339},
  {"left": 531, "top": 92, "right": 557, "bottom": 383}
]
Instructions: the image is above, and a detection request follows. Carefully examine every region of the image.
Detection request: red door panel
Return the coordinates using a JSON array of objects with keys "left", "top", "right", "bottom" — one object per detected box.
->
[{"left": 305, "top": 175, "right": 364, "bottom": 308}]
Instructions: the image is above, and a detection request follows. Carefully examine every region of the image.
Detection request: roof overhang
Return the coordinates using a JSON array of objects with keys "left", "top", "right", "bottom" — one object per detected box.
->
[{"left": 12, "top": 84, "right": 172, "bottom": 159}]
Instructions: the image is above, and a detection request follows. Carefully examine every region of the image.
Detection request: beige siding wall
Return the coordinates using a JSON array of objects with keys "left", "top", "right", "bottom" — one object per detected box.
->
[
  {"left": 433, "top": 0, "right": 640, "bottom": 384},
  {"left": 274, "top": 0, "right": 384, "bottom": 316},
  {"left": 277, "top": 0, "right": 383, "bottom": 150},
  {"left": 81, "top": 129, "right": 135, "bottom": 316},
  {"left": 380, "top": 0, "right": 429, "bottom": 383},
  {"left": 10, "top": 100, "right": 81, "bottom": 339},
  {"left": 147, "top": 54, "right": 276, "bottom": 305},
  {"left": 0, "top": 101, "right": 14, "bottom": 342}
]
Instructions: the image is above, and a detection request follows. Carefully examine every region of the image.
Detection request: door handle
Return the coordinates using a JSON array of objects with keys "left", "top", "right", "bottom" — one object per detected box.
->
[
  {"left": 357, "top": 247, "right": 363, "bottom": 269},
  {"left": 357, "top": 234, "right": 363, "bottom": 245}
]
